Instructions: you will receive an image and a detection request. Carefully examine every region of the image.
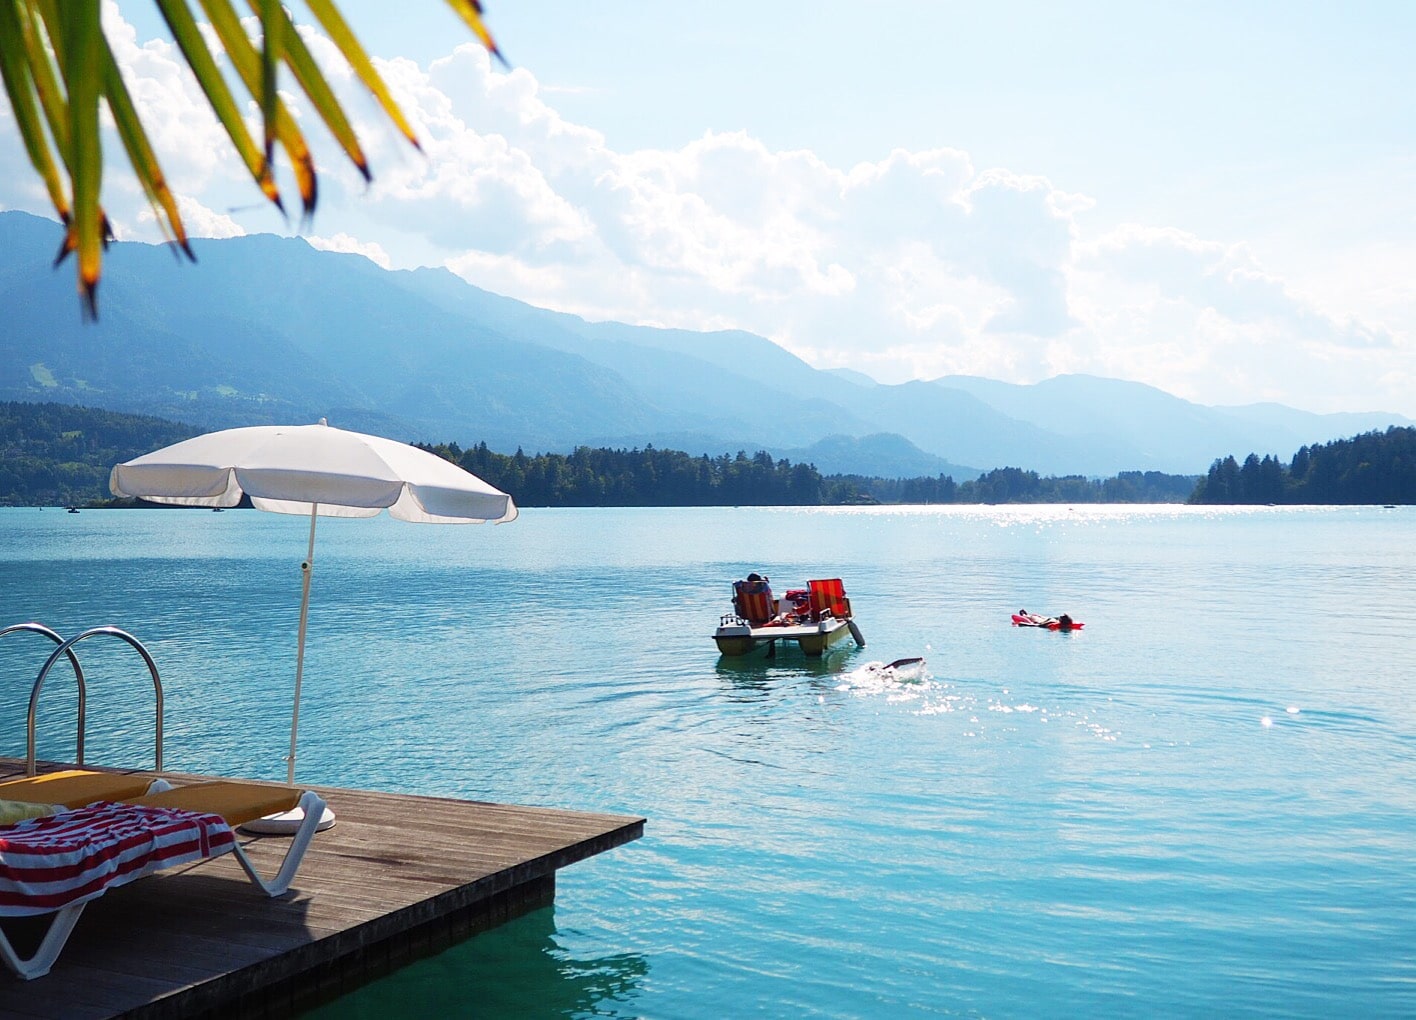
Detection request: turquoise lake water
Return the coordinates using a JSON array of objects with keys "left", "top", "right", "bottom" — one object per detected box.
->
[{"left": 1, "top": 504, "right": 1414, "bottom": 1017}]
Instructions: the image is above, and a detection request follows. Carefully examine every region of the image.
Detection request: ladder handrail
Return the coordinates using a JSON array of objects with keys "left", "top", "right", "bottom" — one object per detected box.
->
[
  {"left": 28, "top": 627, "right": 163, "bottom": 777},
  {"left": 1, "top": 623, "right": 87, "bottom": 767}
]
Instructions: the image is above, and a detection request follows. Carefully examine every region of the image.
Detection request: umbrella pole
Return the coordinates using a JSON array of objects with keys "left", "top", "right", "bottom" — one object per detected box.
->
[
  {"left": 248, "top": 502, "right": 335, "bottom": 832},
  {"left": 288, "top": 504, "right": 318, "bottom": 786}
]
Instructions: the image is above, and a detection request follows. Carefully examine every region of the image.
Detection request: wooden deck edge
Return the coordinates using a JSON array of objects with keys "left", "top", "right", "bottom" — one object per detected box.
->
[
  {"left": 131, "top": 817, "right": 645, "bottom": 1020},
  {"left": 157, "top": 875, "right": 556, "bottom": 1020}
]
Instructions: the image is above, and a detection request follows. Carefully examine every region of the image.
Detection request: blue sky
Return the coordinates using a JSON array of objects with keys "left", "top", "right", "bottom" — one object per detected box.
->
[{"left": 3, "top": 1, "right": 1412, "bottom": 416}]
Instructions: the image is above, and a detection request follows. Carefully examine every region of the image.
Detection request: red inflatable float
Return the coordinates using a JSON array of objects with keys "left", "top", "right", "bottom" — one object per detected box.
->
[{"left": 1011, "top": 611, "right": 1084, "bottom": 631}]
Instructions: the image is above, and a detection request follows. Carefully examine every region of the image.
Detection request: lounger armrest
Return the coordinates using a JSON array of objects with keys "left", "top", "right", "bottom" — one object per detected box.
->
[
  {"left": 0, "top": 903, "right": 86, "bottom": 980},
  {"left": 229, "top": 790, "right": 327, "bottom": 897}
]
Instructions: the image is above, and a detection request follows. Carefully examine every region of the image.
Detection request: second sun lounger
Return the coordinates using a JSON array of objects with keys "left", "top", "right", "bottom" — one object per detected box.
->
[
  {"left": 122, "top": 781, "right": 326, "bottom": 897},
  {"left": 0, "top": 769, "right": 169, "bottom": 810}
]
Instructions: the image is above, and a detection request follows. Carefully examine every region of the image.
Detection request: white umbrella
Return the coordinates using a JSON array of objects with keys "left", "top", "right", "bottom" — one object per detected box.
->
[{"left": 110, "top": 420, "right": 517, "bottom": 825}]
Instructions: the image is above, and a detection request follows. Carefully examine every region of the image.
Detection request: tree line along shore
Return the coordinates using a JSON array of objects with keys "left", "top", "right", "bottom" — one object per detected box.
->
[{"left": 1, "top": 401, "right": 1411, "bottom": 508}]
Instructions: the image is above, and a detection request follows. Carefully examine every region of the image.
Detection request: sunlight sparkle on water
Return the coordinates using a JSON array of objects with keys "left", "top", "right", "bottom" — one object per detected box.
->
[
  {"left": 6, "top": 504, "right": 1414, "bottom": 1019},
  {"left": 835, "top": 659, "right": 933, "bottom": 702}
]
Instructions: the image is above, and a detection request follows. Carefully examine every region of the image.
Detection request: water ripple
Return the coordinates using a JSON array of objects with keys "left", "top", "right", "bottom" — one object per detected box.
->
[{"left": 4, "top": 506, "right": 1415, "bottom": 1018}]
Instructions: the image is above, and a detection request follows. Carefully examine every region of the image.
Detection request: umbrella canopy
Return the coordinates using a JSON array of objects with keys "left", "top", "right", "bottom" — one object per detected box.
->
[
  {"left": 110, "top": 420, "right": 517, "bottom": 524},
  {"left": 110, "top": 420, "right": 517, "bottom": 799}
]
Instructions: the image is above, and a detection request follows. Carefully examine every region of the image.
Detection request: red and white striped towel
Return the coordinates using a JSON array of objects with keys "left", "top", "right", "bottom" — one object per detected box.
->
[{"left": 0, "top": 801, "right": 235, "bottom": 916}]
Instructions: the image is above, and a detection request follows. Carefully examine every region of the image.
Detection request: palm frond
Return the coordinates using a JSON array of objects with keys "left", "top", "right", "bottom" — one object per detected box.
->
[
  {"left": 57, "top": 0, "right": 103, "bottom": 318},
  {"left": 444, "top": 0, "right": 506, "bottom": 67},
  {"left": 18, "top": 2, "right": 72, "bottom": 163},
  {"left": 198, "top": 0, "right": 318, "bottom": 215},
  {"left": 304, "top": 0, "right": 420, "bottom": 150},
  {"left": 0, "top": 1, "right": 503, "bottom": 315},
  {"left": 155, "top": 0, "right": 283, "bottom": 211},
  {"left": 100, "top": 31, "right": 193, "bottom": 257},
  {"left": 253, "top": 0, "right": 279, "bottom": 162},
  {"left": 0, "top": 0, "right": 69, "bottom": 220},
  {"left": 262, "top": 0, "right": 369, "bottom": 181}
]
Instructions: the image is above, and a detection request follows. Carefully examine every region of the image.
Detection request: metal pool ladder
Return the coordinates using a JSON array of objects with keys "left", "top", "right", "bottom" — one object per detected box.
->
[{"left": 0, "top": 622, "right": 164, "bottom": 777}]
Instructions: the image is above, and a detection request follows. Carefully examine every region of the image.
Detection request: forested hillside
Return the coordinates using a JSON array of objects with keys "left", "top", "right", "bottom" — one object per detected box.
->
[
  {"left": 431, "top": 442, "right": 828, "bottom": 506},
  {"left": 0, "top": 400, "right": 1220, "bottom": 508},
  {"left": 421, "top": 442, "right": 1198, "bottom": 506},
  {"left": 1190, "top": 427, "right": 1415, "bottom": 504},
  {"left": 0, "top": 402, "right": 196, "bottom": 506},
  {"left": 851, "top": 468, "right": 1198, "bottom": 505}
]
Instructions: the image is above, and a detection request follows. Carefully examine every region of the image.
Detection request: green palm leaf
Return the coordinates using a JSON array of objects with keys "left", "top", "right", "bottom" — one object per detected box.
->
[
  {"left": 0, "top": 1, "right": 503, "bottom": 315},
  {"left": 199, "top": 0, "right": 317, "bottom": 215},
  {"left": 0, "top": 1, "right": 68, "bottom": 221},
  {"left": 445, "top": 0, "right": 505, "bottom": 67},
  {"left": 155, "top": 0, "right": 283, "bottom": 212},
  {"left": 100, "top": 31, "right": 193, "bottom": 257},
  {"left": 58, "top": 0, "right": 103, "bottom": 318},
  {"left": 304, "top": 0, "right": 420, "bottom": 149},
  {"left": 263, "top": 0, "right": 369, "bottom": 180},
  {"left": 254, "top": 0, "right": 280, "bottom": 163}
]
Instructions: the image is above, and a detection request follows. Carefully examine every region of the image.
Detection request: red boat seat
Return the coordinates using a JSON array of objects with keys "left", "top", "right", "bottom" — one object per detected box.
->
[
  {"left": 732, "top": 581, "right": 777, "bottom": 625},
  {"left": 807, "top": 578, "right": 851, "bottom": 620}
]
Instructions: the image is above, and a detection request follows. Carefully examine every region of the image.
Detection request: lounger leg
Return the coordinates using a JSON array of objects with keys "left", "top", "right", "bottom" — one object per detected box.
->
[
  {"left": 228, "top": 791, "right": 327, "bottom": 897},
  {"left": 0, "top": 903, "right": 87, "bottom": 980}
]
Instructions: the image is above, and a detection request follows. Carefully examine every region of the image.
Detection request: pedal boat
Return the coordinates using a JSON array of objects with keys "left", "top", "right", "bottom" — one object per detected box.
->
[{"left": 714, "top": 577, "right": 865, "bottom": 657}]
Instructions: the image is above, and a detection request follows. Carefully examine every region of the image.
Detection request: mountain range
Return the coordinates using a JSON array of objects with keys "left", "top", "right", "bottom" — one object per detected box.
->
[{"left": 2, "top": 209, "right": 1408, "bottom": 478}]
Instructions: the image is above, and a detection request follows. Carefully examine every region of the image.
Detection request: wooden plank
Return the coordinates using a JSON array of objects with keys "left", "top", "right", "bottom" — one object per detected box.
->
[{"left": 0, "top": 758, "right": 643, "bottom": 1018}]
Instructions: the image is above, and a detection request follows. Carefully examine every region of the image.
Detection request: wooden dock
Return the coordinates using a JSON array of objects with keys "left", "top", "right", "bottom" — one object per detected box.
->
[{"left": 0, "top": 760, "right": 644, "bottom": 1018}]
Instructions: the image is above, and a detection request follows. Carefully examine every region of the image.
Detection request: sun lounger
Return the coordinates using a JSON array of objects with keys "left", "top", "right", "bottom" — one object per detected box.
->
[
  {"left": 0, "top": 800, "right": 235, "bottom": 979},
  {"left": 0, "top": 777, "right": 327, "bottom": 980},
  {"left": 0, "top": 769, "right": 170, "bottom": 810}
]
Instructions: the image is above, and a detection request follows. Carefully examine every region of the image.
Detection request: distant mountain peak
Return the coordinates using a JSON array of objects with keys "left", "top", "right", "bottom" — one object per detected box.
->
[{"left": 2, "top": 208, "right": 1407, "bottom": 477}]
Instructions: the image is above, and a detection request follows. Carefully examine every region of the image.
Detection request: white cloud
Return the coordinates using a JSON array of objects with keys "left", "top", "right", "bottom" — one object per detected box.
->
[
  {"left": 306, "top": 232, "right": 391, "bottom": 268},
  {"left": 1067, "top": 224, "right": 1408, "bottom": 408},
  {"left": 133, "top": 196, "right": 246, "bottom": 241},
  {"left": 1, "top": 6, "right": 1408, "bottom": 416}
]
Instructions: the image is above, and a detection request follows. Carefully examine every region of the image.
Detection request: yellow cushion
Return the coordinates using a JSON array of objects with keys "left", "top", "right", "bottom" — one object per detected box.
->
[
  {"left": 0, "top": 770, "right": 155, "bottom": 809},
  {"left": 127, "top": 782, "right": 303, "bottom": 827},
  {"left": 0, "top": 799, "right": 60, "bottom": 826}
]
